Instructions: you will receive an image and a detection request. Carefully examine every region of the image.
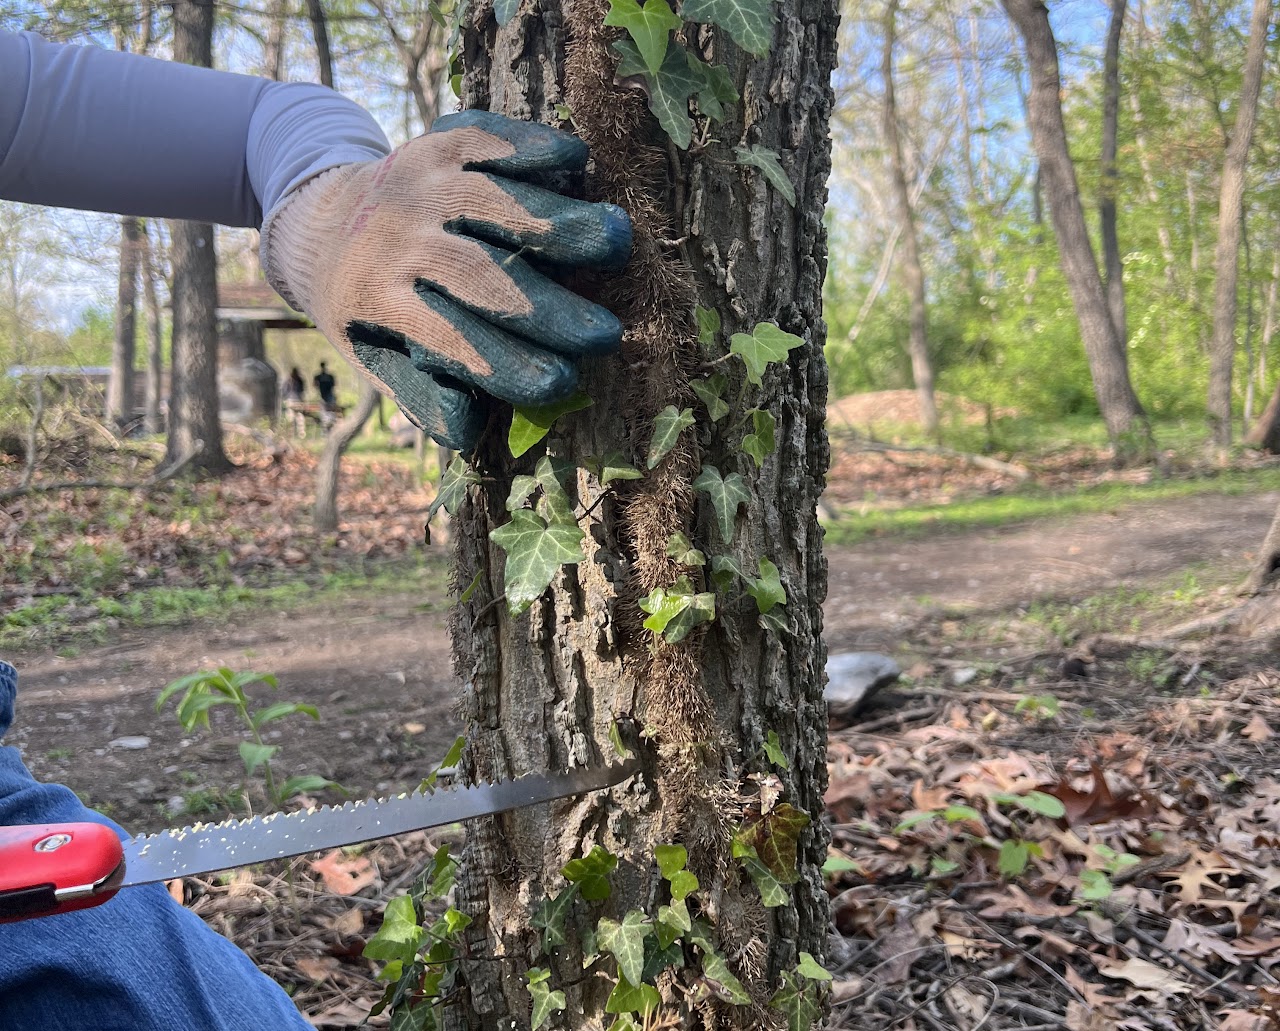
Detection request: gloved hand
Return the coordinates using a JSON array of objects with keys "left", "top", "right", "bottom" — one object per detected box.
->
[{"left": 262, "top": 110, "right": 632, "bottom": 451}]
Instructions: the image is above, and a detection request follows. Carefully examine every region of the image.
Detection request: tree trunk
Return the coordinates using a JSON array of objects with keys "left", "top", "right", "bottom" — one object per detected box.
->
[
  {"left": 1207, "top": 0, "right": 1271, "bottom": 447},
  {"left": 165, "top": 0, "right": 230, "bottom": 474},
  {"left": 304, "top": 0, "right": 334, "bottom": 88},
  {"left": 883, "top": 0, "right": 938, "bottom": 439},
  {"left": 1002, "top": 0, "right": 1152, "bottom": 460},
  {"left": 264, "top": 0, "right": 287, "bottom": 80},
  {"left": 106, "top": 216, "right": 141, "bottom": 431},
  {"left": 141, "top": 224, "right": 165, "bottom": 436},
  {"left": 313, "top": 381, "right": 379, "bottom": 532},
  {"left": 1099, "top": 0, "right": 1126, "bottom": 346},
  {"left": 442, "top": 0, "right": 837, "bottom": 1026},
  {"left": 1242, "top": 498, "right": 1280, "bottom": 595}
]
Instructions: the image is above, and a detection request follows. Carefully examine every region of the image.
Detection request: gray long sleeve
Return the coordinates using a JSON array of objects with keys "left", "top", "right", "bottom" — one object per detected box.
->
[{"left": 0, "top": 30, "right": 392, "bottom": 228}]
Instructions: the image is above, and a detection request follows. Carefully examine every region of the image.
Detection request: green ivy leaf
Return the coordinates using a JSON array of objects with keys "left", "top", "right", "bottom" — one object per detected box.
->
[
  {"left": 603, "top": 0, "right": 682, "bottom": 75},
  {"left": 700, "top": 951, "right": 752, "bottom": 1006},
  {"left": 532, "top": 884, "right": 579, "bottom": 951},
  {"left": 642, "top": 936, "right": 685, "bottom": 981},
  {"left": 693, "top": 465, "right": 751, "bottom": 541},
  {"left": 992, "top": 791, "right": 1067, "bottom": 819},
  {"left": 599, "top": 451, "right": 644, "bottom": 485},
  {"left": 730, "top": 323, "right": 805, "bottom": 386},
  {"left": 490, "top": 510, "right": 585, "bottom": 616},
  {"left": 734, "top": 144, "right": 797, "bottom": 206},
  {"left": 709, "top": 553, "right": 744, "bottom": 589},
  {"left": 665, "top": 532, "right": 706, "bottom": 567},
  {"left": 607, "top": 1017, "right": 643, "bottom": 1031},
  {"left": 695, "top": 306, "right": 722, "bottom": 348},
  {"left": 428, "top": 456, "right": 480, "bottom": 520},
  {"left": 681, "top": 0, "right": 775, "bottom": 54},
  {"left": 769, "top": 971, "right": 822, "bottom": 1031},
  {"left": 763, "top": 729, "right": 789, "bottom": 770},
  {"left": 238, "top": 741, "right": 278, "bottom": 778},
  {"left": 647, "top": 405, "right": 696, "bottom": 469},
  {"left": 998, "top": 839, "right": 1031, "bottom": 878},
  {"left": 689, "top": 56, "right": 739, "bottom": 121},
  {"left": 797, "top": 952, "right": 832, "bottom": 981},
  {"left": 739, "top": 851, "right": 788, "bottom": 906},
  {"left": 942, "top": 804, "right": 983, "bottom": 824},
  {"left": 509, "top": 391, "right": 593, "bottom": 458},
  {"left": 638, "top": 576, "right": 716, "bottom": 643},
  {"left": 525, "top": 967, "right": 566, "bottom": 1031},
  {"left": 506, "top": 474, "right": 540, "bottom": 514},
  {"left": 597, "top": 910, "right": 651, "bottom": 986},
  {"left": 740, "top": 408, "right": 777, "bottom": 467},
  {"left": 736, "top": 803, "right": 810, "bottom": 884},
  {"left": 654, "top": 843, "right": 688, "bottom": 878},
  {"left": 613, "top": 38, "right": 700, "bottom": 148},
  {"left": 493, "top": 0, "right": 520, "bottom": 25},
  {"left": 605, "top": 975, "right": 661, "bottom": 1018},
  {"left": 745, "top": 556, "right": 786, "bottom": 614},
  {"left": 420, "top": 734, "right": 466, "bottom": 792},
  {"left": 658, "top": 897, "right": 692, "bottom": 933},
  {"left": 690, "top": 374, "right": 730, "bottom": 421},
  {"left": 668, "top": 869, "right": 698, "bottom": 900},
  {"left": 561, "top": 845, "right": 618, "bottom": 901},
  {"left": 1079, "top": 869, "right": 1114, "bottom": 900},
  {"left": 363, "top": 894, "right": 422, "bottom": 966},
  {"left": 608, "top": 720, "right": 633, "bottom": 759},
  {"left": 422, "top": 843, "right": 457, "bottom": 898},
  {"left": 534, "top": 455, "right": 578, "bottom": 526}
]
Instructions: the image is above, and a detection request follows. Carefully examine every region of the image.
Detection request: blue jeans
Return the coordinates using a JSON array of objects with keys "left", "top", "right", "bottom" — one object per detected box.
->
[{"left": 0, "top": 660, "right": 312, "bottom": 1030}]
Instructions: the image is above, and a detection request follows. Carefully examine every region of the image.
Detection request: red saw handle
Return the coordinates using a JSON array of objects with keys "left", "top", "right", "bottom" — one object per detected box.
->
[{"left": 0, "top": 823, "right": 125, "bottom": 923}]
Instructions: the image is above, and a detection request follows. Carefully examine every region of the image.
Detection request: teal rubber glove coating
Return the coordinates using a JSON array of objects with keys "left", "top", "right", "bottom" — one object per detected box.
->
[{"left": 263, "top": 110, "right": 632, "bottom": 451}]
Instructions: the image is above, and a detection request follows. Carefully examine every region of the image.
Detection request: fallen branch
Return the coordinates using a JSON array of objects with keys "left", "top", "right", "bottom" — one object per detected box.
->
[
  {"left": 19, "top": 377, "right": 45, "bottom": 491},
  {"left": 0, "top": 442, "right": 202, "bottom": 503}
]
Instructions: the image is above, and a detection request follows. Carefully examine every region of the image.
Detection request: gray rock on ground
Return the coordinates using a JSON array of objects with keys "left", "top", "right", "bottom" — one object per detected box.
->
[{"left": 824, "top": 652, "right": 901, "bottom": 722}]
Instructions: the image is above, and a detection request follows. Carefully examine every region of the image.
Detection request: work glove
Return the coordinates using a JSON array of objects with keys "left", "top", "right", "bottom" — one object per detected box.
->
[{"left": 262, "top": 110, "right": 632, "bottom": 451}]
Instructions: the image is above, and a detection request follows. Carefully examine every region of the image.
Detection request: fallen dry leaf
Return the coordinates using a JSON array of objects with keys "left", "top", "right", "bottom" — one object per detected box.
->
[
  {"left": 294, "top": 955, "right": 341, "bottom": 981},
  {"left": 309, "top": 851, "right": 377, "bottom": 896},
  {"left": 328, "top": 907, "right": 365, "bottom": 938},
  {"left": 1092, "top": 956, "right": 1194, "bottom": 996},
  {"left": 1241, "top": 713, "right": 1275, "bottom": 743}
]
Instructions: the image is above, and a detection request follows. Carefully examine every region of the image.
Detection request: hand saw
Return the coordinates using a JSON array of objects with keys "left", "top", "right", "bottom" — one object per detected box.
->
[{"left": 0, "top": 758, "right": 640, "bottom": 923}]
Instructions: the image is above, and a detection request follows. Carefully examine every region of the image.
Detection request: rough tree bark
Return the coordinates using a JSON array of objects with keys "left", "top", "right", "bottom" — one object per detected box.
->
[
  {"left": 882, "top": 0, "right": 938, "bottom": 438},
  {"left": 1099, "top": 0, "right": 1126, "bottom": 347},
  {"left": 305, "top": 0, "right": 334, "bottom": 88},
  {"left": 106, "top": 216, "right": 141, "bottom": 431},
  {"left": 165, "top": 0, "right": 230, "bottom": 474},
  {"left": 443, "top": 0, "right": 837, "bottom": 1027},
  {"left": 1207, "top": 0, "right": 1271, "bottom": 447},
  {"left": 1001, "top": 0, "right": 1152, "bottom": 460},
  {"left": 313, "top": 381, "right": 380, "bottom": 532},
  {"left": 141, "top": 225, "right": 165, "bottom": 436}
]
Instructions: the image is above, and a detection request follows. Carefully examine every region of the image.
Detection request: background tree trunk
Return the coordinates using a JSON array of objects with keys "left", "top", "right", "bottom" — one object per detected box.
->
[
  {"left": 106, "top": 216, "right": 141, "bottom": 431},
  {"left": 1207, "top": 0, "right": 1271, "bottom": 447},
  {"left": 1245, "top": 376, "right": 1280, "bottom": 453},
  {"left": 1001, "top": 0, "right": 1152, "bottom": 460},
  {"left": 313, "top": 381, "right": 379, "bottom": 532},
  {"left": 141, "top": 225, "right": 165, "bottom": 436},
  {"left": 445, "top": 0, "right": 837, "bottom": 1027},
  {"left": 1099, "top": 0, "right": 1126, "bottom": 346},
  {"left": 305, "top": 0, "right": 334, "bottom": 88},
  {"left": 165, "top": 0, "right": 230, "bottom": 474},
  {"left": 883, "top": 0, "right": 938, "bottom": 439}
]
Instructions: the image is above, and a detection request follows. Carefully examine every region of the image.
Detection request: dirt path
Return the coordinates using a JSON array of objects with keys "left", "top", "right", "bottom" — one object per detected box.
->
[{"left": 4, "top": 488, "right": 1276, "bottom": 830}]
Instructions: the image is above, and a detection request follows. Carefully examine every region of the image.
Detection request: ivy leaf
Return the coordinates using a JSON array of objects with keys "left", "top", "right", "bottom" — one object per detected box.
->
[
  {"left": 603, "top": 0, "right": 682, "bottom": 76},
  {"left": 693, "top": 465, "right": 751, "bottom": 541},
  {"left": 654, "top": 843, "right": 688, "bottom": 878},
  {"left": 525, "top": 967, "right": 566, "bottom": 1031},
  {"left": 609, "top": 719, "right": 633, "bottom": 759},
  {"left": 758, "top": 608, "right": 788, "bottom": 634},
  {"left": 363, "top": 894, "right": 422, "bottom": 966},
  {"left": 769, "top": 972, "right": 822, "bottom": 1031},
  {"left": 597, "top": 910, "right": 651, "bottom": 987},
  {"left": 796, "top": 952, "right": 832, "bottom": 981},
  {"left": 420, "top": 734, "right": 466, "bottom": 792},
  {"left": 763, "top": 729, "right": 788, "bottom": 770},
  {"left": 738, "top": 849, "right": 788, "bottom": 906},
  {"left": 736, "top": 802, "right": 810, "bottom": 884},
  {"left": 689, "top": 55, "right": 739, "bottom": 121},
  {"left": 429, "top": 456, "right": 480, "bottom": 520},
  {"left": 506, "top": 474, "right": 540, "bottom": 513},
  {"left": 734, "top": 144, "right": 797, "bottom": 206},
  {"left": 562, "top": 845, "right": 618, "bottom": 901},
  {"left": 647, "top": 405, "right": 696, "bottom": 469},
  {"left": 607, "top": 1017, "right": 643, "bottom": 1031},
  {"left": 669, "top": 869, "right": 698, "bottom": 900},
  {"left": 534, "top": 455, "right": 578, "bottom": 526},
  {"left": 998, "top": 839, "right": 1031, "bottom": 878},
  {"left": 1079, "top": 869, "right": 1114, "bottom": 900},
  {"left": 730, "top": 323, "right": 805, "bottom": 386},
  {"left": 740, "top": 408, "right": 777, "bottom": 467},
  {"left": 605, "top": 975, "right": 661, "bottom": 1018},
  {"left": 690, "top": 374, "right": 730, "bottom": 422},
  {"left": 710, "top": 553, "right": 744, "bottom": 589},
  {"left": 700, "top": 951, "right": 752, "bottom": 1006},
  {"left": 509, "top": 391, "right": 593, "bottom": 458},
  {"left": 666, "top": 532, "right": 706, "bottom": 567},
  {"left": 493, "top": 0, "right": 520, "bottom": 25},
  {"left": 642, "top": 936, "right": 686, "bottom": 981},
  {"left": 532, "top": 884, "right": 579, "bottom": 951},
  {"left": 746, "top": 557, "right": 786, "bottom": 614},
  {"left": 658, "top": 897, "right": 692, "bottom": 933},
  {"left": 681, "top": 0, "right": 775, "bottom": 54},
  {"left": 638, "top": 576, "right": 716, "bottom": 643},
  {"left": 599, "top": 451, "right": 644, "bottom": 485},
  {"left": 695, "top": 306, "right": 722, "bottom": 348},
  {"left": 613, "top": 38, "right": 700, "bottom": 148},
  {"left": 490, "top": 510, "right": 585, "bottom": 616}
]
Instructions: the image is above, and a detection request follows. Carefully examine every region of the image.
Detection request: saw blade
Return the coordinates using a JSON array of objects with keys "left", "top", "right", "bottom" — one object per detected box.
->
[{"left": 118, "top": 758, "right": 640, "bottom": 887}]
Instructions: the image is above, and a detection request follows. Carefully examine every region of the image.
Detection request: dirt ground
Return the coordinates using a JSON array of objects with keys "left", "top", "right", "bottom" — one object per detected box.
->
[{"left": 4, "top": 487, "right": 1276, "bottom": 833}]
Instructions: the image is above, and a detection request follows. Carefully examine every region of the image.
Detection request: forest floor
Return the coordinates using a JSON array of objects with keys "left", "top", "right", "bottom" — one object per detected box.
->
[{"left": 3, "top": 433, "right": 1280, "bottom": 1028}]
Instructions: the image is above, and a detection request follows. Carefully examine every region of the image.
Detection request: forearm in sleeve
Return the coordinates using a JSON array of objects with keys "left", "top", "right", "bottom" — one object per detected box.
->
[{"left": 0, "top": 30, "right": 391, "bottom": 228}]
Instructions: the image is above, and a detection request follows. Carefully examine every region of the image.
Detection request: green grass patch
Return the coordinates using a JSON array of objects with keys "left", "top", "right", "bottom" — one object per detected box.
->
[{"left": 823, "top": 467, "right": 1280, "bottom": 547}]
